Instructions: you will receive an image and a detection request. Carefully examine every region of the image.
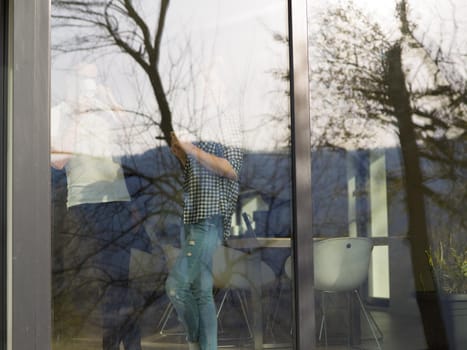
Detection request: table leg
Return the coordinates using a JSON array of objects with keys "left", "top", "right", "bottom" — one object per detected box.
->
[{"left": 248, "top": 249, "right": 263, "bottom": 349}]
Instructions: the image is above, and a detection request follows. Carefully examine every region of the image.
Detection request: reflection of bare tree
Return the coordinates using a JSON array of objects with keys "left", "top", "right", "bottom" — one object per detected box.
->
[
  {"left": 51, "top": 2, "right": 257, "bottom": 346},
  {"left": 312, "top": 0, "right": 466, "bottom": 272},
  {"left": 50, "top": 2, "right": 185, "bottom": 343},
  {"left": 310, "top": 0, "right": 466, "bottom": 346},
  {"left": 52, "top": 148, "right": 182, "bottom": 344},
  {"left": 52, "top": 0, "right": 174, "bottom": 144},
  {"left": 48, "top": 58, "right": 182, "bottom": 349}
]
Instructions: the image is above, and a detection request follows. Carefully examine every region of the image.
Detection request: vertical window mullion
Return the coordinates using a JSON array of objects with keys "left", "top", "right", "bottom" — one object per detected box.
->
[
  {"left": 0, "top": 0, "right": 9, "bottom": 348},
  {"left": 289, "top": 0, "right": 315, "bottom": 349},
  {"left": 11, "top": 0, "right": 51, "bottom": 349}
]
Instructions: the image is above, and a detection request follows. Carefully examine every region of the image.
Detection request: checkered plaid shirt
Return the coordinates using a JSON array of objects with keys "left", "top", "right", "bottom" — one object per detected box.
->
[{"left": 183, "top": 141, "right": 243, "bottom": 238}]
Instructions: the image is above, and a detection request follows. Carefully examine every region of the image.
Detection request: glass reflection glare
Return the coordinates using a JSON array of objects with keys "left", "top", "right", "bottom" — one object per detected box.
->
[{"left": 51, "top": 1, "right": 292, "bottom": 349}]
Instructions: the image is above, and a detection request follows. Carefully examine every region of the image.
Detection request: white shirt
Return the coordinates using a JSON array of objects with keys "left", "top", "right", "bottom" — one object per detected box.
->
[{"left": 51, "top": 99, "right": 130, "bottom": 208}]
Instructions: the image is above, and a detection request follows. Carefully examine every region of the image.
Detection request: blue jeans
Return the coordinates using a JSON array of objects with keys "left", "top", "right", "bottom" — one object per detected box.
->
[{"left": 165, "top": 215, "right": 223, "bottom": 350}]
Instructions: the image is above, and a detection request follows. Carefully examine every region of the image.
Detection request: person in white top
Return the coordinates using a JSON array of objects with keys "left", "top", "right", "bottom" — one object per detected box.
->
[{"left": 51, "top": 64, "right": 146, "bottom": 350}]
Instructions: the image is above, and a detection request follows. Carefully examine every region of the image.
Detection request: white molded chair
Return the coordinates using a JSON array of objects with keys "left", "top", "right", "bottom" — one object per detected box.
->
[
  {"left": 213, "top": 245, "right": 275, "bottom": 340},
  {"left": 314, "top": 237, "right": 382, "bottom": 349},
  {"left": 284, "top": 237, "right": 382, "bottom": 349}
]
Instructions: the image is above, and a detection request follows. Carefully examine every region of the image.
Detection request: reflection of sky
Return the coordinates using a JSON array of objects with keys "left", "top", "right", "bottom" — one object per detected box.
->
[
  {"left": 323, "top": 0, "right": 467, "bottom": 75},
  {"left": 52, "top": 1, "right": 290, "bottom": 155},
  {"left": 308, "top": 0, "right": 466, "bottom": 149},
  {"left": 315, "top": 0, "right": 467, "bottom": 49},
  {"left": 51, "top": 0, "right": 466, "bottom": 154},
  {"left": 163, "top": 0, "right": 290, "bottom": 151}
]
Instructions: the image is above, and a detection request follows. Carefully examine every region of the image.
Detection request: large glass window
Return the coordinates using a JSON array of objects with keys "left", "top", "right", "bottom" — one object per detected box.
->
[
  {"left": 51, "top": 1, "right": 294, "bottom": 349},
  {"left": 308, "top": 0, "right": 466, "bottom": 349}
]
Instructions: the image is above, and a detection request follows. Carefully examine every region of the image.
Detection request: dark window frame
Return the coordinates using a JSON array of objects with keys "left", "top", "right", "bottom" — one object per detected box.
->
[{"left": 288, "top": 0, "right": 316, "bottom": 348}]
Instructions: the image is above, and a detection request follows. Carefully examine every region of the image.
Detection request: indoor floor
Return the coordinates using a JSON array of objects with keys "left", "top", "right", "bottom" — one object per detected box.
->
[{"left": 54, "top": 305, "right": 429, "bottom": 350}]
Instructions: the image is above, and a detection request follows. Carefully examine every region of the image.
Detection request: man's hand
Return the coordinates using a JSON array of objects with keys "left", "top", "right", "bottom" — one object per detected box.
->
[
  {"left": 170, "top": 132, "right": 238, "bottom": 180},
  {"left": 50, "top": 147, "right": 74, "bottom": 170}
]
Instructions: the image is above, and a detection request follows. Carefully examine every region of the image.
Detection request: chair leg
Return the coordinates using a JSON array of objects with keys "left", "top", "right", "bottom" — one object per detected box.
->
[
  {"left": 157, "top": 302, "right": 171, "bottom": 330},
  {"left": 216, "top": 289, "right": 230, "bottom": 319},
  {"left": 216, "top": 288, "right": 231, "bottom": 335},
  {"left": 265, "top": 275, "right": 286, "bottom": 337},
  {"left": 216, "top": 289, "right": 253, "bottom": 340},
  {"left": 354, "top": 290, "right": 382, "bottom": 350},
  {"left": 235, "top": 290, "right": 253, "bottom": 339},
  {"left": 158, "top": 302, "right": 179, "bottom": 335},
  {"left": 318, "top": 292, "right": 328, "bottom": 348},
  {"left": 356, "top": 291, "right": 383, "bottom": 340},
  {"left": 160, "top": 288, "right": 254, "bottom": 341},
  {"left": 161, "top": 289, "right": 235, "bottom": 337}
]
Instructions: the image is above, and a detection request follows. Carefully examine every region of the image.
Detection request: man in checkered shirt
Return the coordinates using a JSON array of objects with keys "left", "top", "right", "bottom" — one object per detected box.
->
[{"left": 165, "top": 131, "right": 243, "bottom": 350}]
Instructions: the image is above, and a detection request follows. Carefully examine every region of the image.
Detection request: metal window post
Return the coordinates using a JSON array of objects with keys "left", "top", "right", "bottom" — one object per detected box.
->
[
  {"left": 288, "top": 0, "right": 316, "bottom": 349},
  {"left": 10, "top": 0, "right": 51, "bottom": 349},
  {"left": 1, "top": 0, "right": 9, "bottom": 348}
]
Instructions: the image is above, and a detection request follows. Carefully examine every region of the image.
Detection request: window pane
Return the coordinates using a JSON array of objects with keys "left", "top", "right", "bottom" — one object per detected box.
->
[
  {"left": 51, "top": 1, "right": 293, "bottom": 349},
  {"left": 309, "top": 0, "right": 466, "bottom": 349}
]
